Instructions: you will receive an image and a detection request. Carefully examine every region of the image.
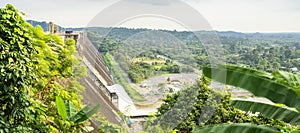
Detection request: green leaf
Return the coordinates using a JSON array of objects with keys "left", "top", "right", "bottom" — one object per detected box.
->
[
  {"left": 65, "top": 101, "right": 76, "bottom": 119},
  {"left": 192, "top": 123, "right": 279, "bottom": 133},
  {"left": 231, "top": 100, "right": 300, "bottom": 125},
  {"left": 74, "top": 104, "right": 100, "bottom": 124},
  {"left": 272, "top": 71, "right": 300, "bottom": 89},
  {"left": 8, "top": 57, "right": 13, "bottom": 63},
  {"left": 226, "top": 65, "right": 272, "bottom": 79},
  {"left": 55, "top": 96, "right": 67, "bottom": 120},
  {"left": 295, "top": 89, "right": 300, "bottom": 97},
  {"left": 69, "top": 105, "right": 90, "bottom": 122},
  {"left": 292, "top": 130, "right": 300, "bottom": 133},
  {"left": 203, "top": 65, "right": 300, "bottom": 108},
  {"left": 82, "top": 126, "right": 94, "bottom": 132}
]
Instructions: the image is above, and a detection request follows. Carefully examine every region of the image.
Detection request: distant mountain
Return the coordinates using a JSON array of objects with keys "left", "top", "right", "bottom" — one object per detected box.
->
[
  {"left": 26, "top": 20, "right": 300, "bottom": 41},
  {"left": 27, "top": 20, "right": 64, "bottom": 32},
  {"left": 26, "top": 20, "right": 83, "bottom": 32},
  {"left": 217, "top": 31, "right": 246, "bottom": 37},
  {"left": 86, "top": 27, "right": 300, "bottom": 42},
  {"left": 27, "top": 20, "right": 50, "bottom": 31}
]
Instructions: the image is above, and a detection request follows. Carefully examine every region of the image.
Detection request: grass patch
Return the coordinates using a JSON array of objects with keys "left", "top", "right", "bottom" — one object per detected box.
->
[{"left": 102, "top": 53, "right": 146, "bottom": 103}]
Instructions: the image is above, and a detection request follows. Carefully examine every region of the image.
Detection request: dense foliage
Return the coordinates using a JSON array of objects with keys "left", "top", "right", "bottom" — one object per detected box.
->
[
  {"left": 87, "top": 27, "right": 300, "bottom": 73},
  {"left": 128, "top": 62, "right": 154, "bottom": 83},
  {"left": 0, "top": 4, "right": 98, "bottom": 132},
  {"left": 128, "top": 61, "right": 181, "bottom": 83},
  {"left": 156, "top": 76, "right": 290, "bottom": 132},
  {"left": 87, "top": 31, "right": 121, "bottom": 53},
  {"left": 86, "top": 27, "right": 300, "bottom": 109},
  {"left": 0, "top": 4, "right": 47, "bottom": 131},
  {"left": 199, "top": 65, "right": 300, "bottom": 132},
  {"left": 51, "top": 96, "right": 99, "bottom": 132}
]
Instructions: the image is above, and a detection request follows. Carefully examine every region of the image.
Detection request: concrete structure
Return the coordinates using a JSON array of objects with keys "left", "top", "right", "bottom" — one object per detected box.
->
[
  {"left": 59, "top": 31, "right": 167, "bottom": 132},
  {"left": 60, "top": 31, "right": 122, "bottom": 128}
]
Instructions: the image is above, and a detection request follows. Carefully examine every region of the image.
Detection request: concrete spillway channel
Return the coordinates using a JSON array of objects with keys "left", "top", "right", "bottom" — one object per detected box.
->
[{"left": 64, "top": 31, "right": 123, "bottom": 131}]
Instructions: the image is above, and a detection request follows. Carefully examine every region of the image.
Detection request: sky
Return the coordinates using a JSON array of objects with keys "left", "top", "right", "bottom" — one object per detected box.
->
[{"left": 1, "top": 0, "right": 300, "bottom": 32}]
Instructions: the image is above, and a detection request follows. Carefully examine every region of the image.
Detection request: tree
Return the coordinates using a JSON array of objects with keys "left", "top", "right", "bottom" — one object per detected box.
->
[
  {"left": 169, "top": 64, "right": 180, "bottom": 73},
  {"left": 128, "top": 62, "right": 154, "bottom": 83}
]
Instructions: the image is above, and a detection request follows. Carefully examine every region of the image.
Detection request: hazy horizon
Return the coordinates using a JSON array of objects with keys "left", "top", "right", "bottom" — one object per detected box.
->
[
  {"left": 4, "top": 0, "right": 300, "bottom": 33},
  {"left": 27, "top": 19, "right": 300, "bottom": 34}
]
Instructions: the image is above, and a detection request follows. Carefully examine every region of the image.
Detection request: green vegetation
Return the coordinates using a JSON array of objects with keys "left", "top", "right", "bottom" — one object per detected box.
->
[
  {"left": 193, "top": 123, "right": 279, "bottom": 133},
  {"left": 50, "top": 96, "right": 100, "bottom": 132},
  {"left": 128, "top": 61, "right": 180, "bottom": 83},
  {"left": 93, "top": 113, "right": 127, "bottom": 133},
  {"left": 128, "top": 52, "right": 180, "bottom": 83},
  {"left": 13, "top": 7, "right": 300, "bottom": 133},
  {"left": 230, "top": 100, "right": 300, "bottom": 125},
  {"left": 87, "top": 31, "right": 121, "bottom": 53},
  {"left": 0, "top": 4, "right": 111, "bottom": 132},
  {"left": 203, "top": 65, "right": 300, "bottom": 109},
  {"left": 128, "top": 62, "right": 154, "bottom": 83},
  {"left": 196, "top": 65, "right": 300, "bottom": 132},
  {"left": 0, "top": 5, "right": 46, "bottom": 131},
  {"left": 154, "top": 76, "right": 290, "bottom": 132},
  {"left": 102, "top": 53, "right": 146, "bottom": 102},
  {"left": 88, "top": 31, "right": 183, "bottom": 84},
  {"left": 87, "top": 27, "right": 300, "bottom": 73}
]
